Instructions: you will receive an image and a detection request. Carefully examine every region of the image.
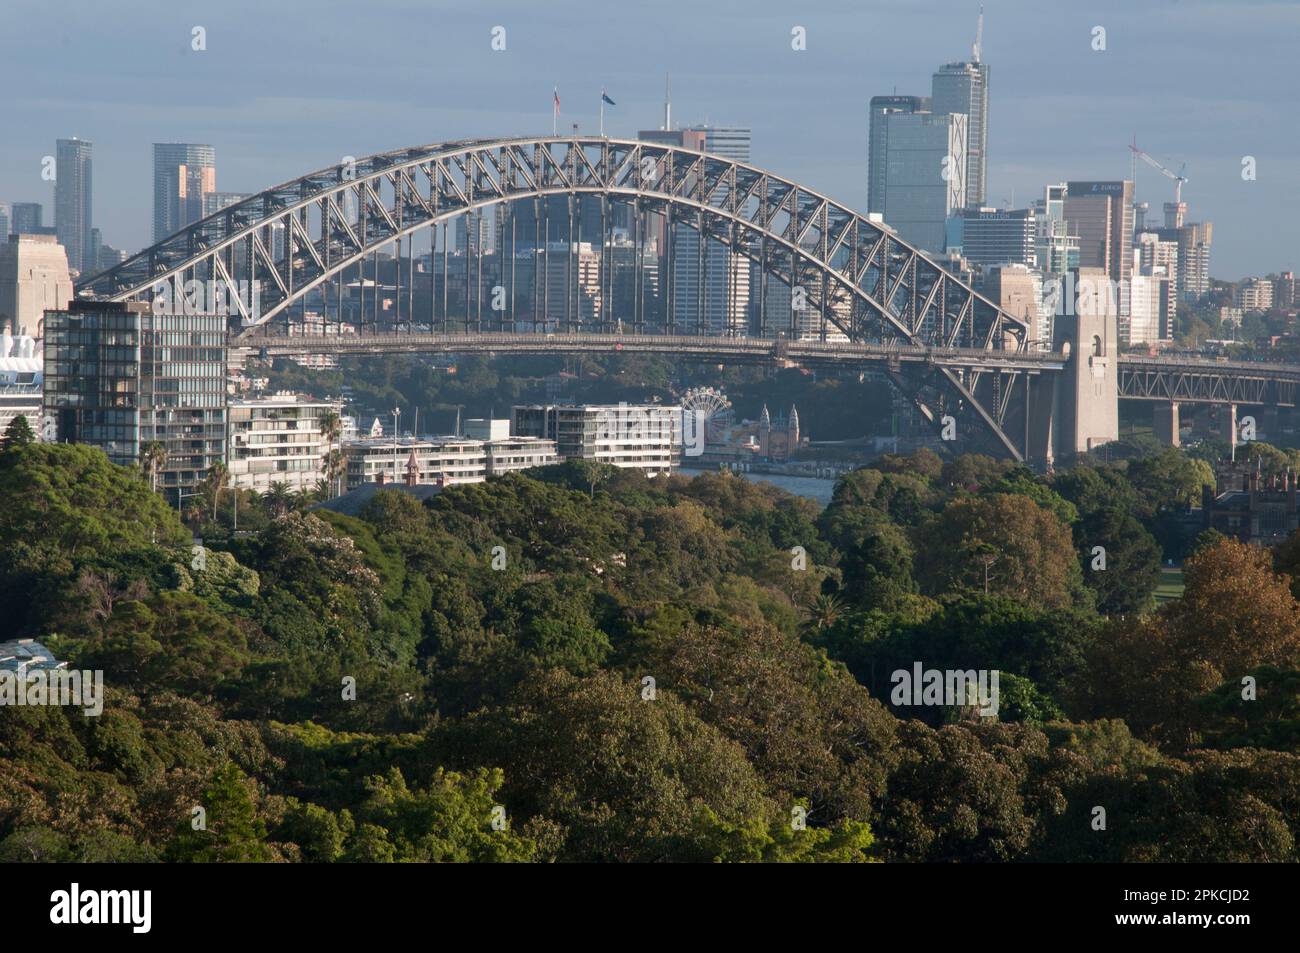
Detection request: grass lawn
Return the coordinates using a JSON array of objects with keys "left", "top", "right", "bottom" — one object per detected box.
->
[{"left": 1154, "top": 567, "right": 1185, "bottom": 605}]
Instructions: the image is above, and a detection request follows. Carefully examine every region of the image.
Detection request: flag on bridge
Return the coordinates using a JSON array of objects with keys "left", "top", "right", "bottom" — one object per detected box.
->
[{"left": 599, "top": 89, "right": 615, "bottom": 136}]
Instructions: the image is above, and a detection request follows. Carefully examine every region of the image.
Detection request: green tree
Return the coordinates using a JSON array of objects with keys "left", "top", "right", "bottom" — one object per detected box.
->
[
  {"left": 1, "top": 414, "right": 35, "bottom": 452},
  {"left": 167, "top": 763, "right": 275, "bottom": 862}
]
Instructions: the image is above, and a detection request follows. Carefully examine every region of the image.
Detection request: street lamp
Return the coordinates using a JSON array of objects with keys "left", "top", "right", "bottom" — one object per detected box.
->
[{"left": 392, "top": 407, "right": 401, "bottom": 482}]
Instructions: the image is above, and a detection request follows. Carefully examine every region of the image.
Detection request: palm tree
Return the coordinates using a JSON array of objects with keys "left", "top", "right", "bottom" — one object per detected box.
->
[
  {"left": 322, "top": 448, "right": 346, "bottom": 500},
  {"left": 801, "top": 593, "right": 845, "bottom": 636},
  {"left": 266, "top": 481, "right": 293, "bottom": 518},
  {"left": 141, "top": 441, "right": 167, "bottom": 492},
  {"left": 206, "top": 461, "right": 229, "bottom": 524},
  {"left": 319, "top": 409, "right": 343, "bottom": 497}
]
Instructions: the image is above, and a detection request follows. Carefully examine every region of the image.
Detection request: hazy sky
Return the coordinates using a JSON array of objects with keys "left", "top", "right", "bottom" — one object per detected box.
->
[{"left": 1, "top": 0, "right": 1295, "bottom": 279}]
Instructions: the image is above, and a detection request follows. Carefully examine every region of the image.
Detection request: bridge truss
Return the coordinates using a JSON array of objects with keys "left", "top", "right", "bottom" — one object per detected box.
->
[{"left": 77, "top": 137, "right": 1037, "bottom": 457}]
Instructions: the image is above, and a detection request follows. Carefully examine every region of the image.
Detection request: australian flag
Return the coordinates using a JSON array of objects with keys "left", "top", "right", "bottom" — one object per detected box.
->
[{"left": 601, "top": 91, "right": 616, "bottom": 106}]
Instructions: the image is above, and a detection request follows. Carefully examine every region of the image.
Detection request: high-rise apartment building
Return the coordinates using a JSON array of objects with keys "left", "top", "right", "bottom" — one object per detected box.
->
[
  {"left": 203, "top": 191, "right": 251, "bottom": 218},
  {"left": 1064, "top": 180, "right": 1134, "bottom": 323},
  {"left": 54, "top": 138, "right": 93, "bottom": 273},
  {"left": 0, "top": 205, "right": 9, "bottom": 244},
  {"left": 227, "top": 392, "right": 344, "bottom": 492},
  {"left": 153, "top": 143, "right": 216, "bottom": 243},
  {"left": 931, "top": 61, "right": 989, "bottom": 208},
  {"left": 1235, "top": 277, "right": 1274, "bottom": 312},
  {"left": 879, "top": 112, "right": 967, "bottom": 252},
  {"left": 44, "top": 301, "right": 227, "bottom": 498},
  {"left": 1154, "top": 220, "right": 1213, "bottom": 303}
]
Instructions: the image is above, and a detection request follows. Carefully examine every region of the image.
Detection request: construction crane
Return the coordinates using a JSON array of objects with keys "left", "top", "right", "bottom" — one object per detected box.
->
[{"left": 1129, "top": 137, "right": 1188, "bottom": 206}]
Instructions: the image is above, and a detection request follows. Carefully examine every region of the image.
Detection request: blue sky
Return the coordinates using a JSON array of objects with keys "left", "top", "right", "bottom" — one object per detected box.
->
[{"left": 1, "top": 0, "right": 1296, "bottom": 278}]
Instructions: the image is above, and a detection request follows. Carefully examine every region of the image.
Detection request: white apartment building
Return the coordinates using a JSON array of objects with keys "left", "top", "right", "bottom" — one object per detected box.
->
[
  {"left": 342, "top": 432, "right": 558, "bottom": 489},
  {"left": 511, "top": 403, "right": 681, "bottom": 476},
  {"left": 227, "top": 392, "right": 343, "bottom": 492}
]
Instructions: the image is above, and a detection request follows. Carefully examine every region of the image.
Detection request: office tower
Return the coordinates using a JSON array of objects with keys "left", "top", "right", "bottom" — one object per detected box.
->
[
  {"left": 1034, "top": 184, "right": 1079, "bottom": 275},
  {"left": 10, "top": 202, "right": 44, "bottom": 236},
  {"left": 0, "top": 234, "right": 73, "bottom": 336},
  {"left": 153, "top": 143, "right": 216, "bottom": 242},
  {"left": 683, "top": 125, "right": 751, "bottom": 162},
  {"left": 931, "top": 62, "right": 989, "bottom": 208},
  {"left": 43, "top": 301, "right": 227, "bottom": 498},
  {"left": 983, "top": 264, "right": 1045, "bottom": 344},
  {"left": 948, "top": 207, "right": 1036, "bottom": 266},
  {"left": 878, "top": 112, "right": 967, "bottom": 252},
  {"left": 55, "top": 138, "right": 93, "bottom": 273},
  {"left": 670, "top": 225, "right": 750, "bottom": 335},
  {"left": 1064, "top": 181, "right": 1134, "bottom": 324},
  {"left": 455, "top": 210, "right": 492, "bottom": 255},
  {"left": 0, "top": 204, "right": 9, "bottom": 243},
  {"left": 203, "top": 191, "right": 251, "bottom": 217},
  {"left": 868, "top": 95, "right": 930, "bottom": 215}
]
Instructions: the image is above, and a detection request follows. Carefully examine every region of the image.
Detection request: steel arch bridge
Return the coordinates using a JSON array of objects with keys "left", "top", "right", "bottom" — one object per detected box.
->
[{"left": 76, "top": 136, "right": 1038, "bottom": 456}]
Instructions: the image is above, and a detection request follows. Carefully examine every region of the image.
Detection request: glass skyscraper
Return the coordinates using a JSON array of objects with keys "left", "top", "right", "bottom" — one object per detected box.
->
[
  {"left": 55, "top": 138, "right": 93, "bottom": 273},
  {"left": 931, "top": 61, "right": 989, "bottom": 208},
  {"left": 153, "top": 143, "right": 217, "bottom": 243}
]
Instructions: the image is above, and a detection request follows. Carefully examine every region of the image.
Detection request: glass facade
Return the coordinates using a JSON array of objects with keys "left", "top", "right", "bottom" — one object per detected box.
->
[{"left": 44, "top": 303, "right": 227, "bottom": 494}]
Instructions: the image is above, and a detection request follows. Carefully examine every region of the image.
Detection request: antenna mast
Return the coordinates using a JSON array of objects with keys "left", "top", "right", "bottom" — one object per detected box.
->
[{"left": 972, "top": 4, "right": 984, "bottom": 63}]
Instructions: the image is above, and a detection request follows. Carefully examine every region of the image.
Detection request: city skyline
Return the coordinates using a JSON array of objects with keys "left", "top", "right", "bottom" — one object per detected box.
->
[{"left": 0, "top": 0, "right": 1294, "bottom": 280}]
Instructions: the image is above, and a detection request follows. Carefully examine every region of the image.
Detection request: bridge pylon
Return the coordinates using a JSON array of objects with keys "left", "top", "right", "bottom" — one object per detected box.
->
[{"left": 1028, "top": 268, "right": 1119, "bottom": 468}]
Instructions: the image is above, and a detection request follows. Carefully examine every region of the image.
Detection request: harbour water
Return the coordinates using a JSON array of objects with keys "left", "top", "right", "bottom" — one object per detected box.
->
[{"left": 679, "top": 467, "right": 839, "bottom": 507}]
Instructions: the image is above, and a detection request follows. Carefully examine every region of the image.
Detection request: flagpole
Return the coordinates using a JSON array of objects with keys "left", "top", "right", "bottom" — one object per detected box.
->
[
  {"left": 600, "top": 90, "right": 605, "bottom": 137},
  {"left": 552, "top": 86, "right": 558, "bottom": 136}
]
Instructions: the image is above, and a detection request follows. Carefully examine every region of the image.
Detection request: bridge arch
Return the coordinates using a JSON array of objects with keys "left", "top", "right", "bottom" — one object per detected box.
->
[{"left": 76, "top": 136, "right": 1037, "bottom": 458}]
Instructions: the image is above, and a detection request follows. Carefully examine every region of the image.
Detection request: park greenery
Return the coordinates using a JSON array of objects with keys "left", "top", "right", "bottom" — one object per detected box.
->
[{"left": 2, "top": 424, "right": 1300, "bottom": 862}]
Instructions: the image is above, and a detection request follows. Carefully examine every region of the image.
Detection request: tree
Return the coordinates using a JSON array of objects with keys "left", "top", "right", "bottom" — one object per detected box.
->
[
  {"left": 140, "top": 441, "right": 167, "bottom": 492},
  {"left": 1084, "top": 538, "right": 1300, "bottom": 746},
  {"left": 913, "top": 494, "right": 1082, "bottom": 609},
  {"left": 1078, "top": 505, "right": 1162, "bottom": 614},
  {"left": 1, "top": 414, "right": 35, "bottom": 452},
  {"left": 319, "top": 410, "right": 344, "bottom": 497},
  {"left": 167, "top": 763, "right": 275, "bottom": 862}
]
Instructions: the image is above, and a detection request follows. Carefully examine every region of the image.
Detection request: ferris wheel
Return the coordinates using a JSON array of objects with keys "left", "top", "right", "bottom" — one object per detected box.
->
[{"left": 681, "top": 387, "right": 732, "bottom": 424}]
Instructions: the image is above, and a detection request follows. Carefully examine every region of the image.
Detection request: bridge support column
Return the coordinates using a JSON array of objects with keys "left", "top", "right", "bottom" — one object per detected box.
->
[
  {"left": 1153, "top": 401, "right": 1181, "bottom": 447},
  {"left": 1028, "top": 268, "right": 1119, "bottom": 468}
]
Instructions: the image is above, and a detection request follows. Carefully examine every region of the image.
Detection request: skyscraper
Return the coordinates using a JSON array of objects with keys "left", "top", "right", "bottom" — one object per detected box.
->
[
  {"left": 1064, "top": 180, "right": 1135, "bottom": 332},
  {"left": 683, "top": 125, "right": 751, "bottom": 163},
  {"left": 931, "top": 61, "right": 989, "bottom": 208},
  {"left": 879, "top": 111, "right": 968, "bottom": 252},
  {"left": 10, "top": 202, "right": 44, "bottom": 236},
  {"left": 868, "top": 95, "right": 930, "bottom": 215},
  {"left": 153, "top": 143, "right": 216, "bottom": 242},
  {"left": 55, "top": 138, "right": 93, "bottom": 273},
  {"left": 0, "top": 204, "right": 9, "bottom": 243}
]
